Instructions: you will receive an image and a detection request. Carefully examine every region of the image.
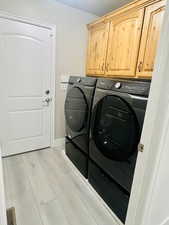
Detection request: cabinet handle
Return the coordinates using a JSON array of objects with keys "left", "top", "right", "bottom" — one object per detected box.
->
[
  {"left": 106, "top": 64, "right": 109, "bottom": 72},
  {"left": 102, "top": 63, "right": 104, "bottom": 71},
  {"left": 138, "top": 61, "right": 143, "bottom": 72}
]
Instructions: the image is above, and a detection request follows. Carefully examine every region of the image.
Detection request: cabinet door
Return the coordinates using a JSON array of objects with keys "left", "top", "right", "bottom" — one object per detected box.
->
[
  {"left": 105, "top": 9, "right": 144, "bottom": 77},
  {"left": 136, "top": 1, "right": 165, "bottom": 78},
  {"left": 86, "top": 22, "right": 109, "bottom": 76}
]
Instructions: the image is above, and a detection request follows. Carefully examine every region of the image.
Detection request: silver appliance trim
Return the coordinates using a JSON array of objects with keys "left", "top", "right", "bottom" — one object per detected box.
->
[{"left": 129, "top": 94, "right": 148, "bottom": 101}]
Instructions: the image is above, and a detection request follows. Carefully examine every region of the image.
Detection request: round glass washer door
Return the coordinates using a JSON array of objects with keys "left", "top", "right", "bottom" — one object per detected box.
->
[
  {"left": 92, "top": 95, "right": 140, "bottom": 161},
  {"left": 65, "top": 87, "right": 88, "bottom": 132}
]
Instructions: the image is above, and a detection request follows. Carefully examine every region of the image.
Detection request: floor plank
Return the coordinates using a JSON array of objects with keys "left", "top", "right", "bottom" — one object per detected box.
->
[
  {"left": 3, "top": 148, "right": 119, "bottom": 225},
  {"left": 37, "top": 150, "right": 98, "bottom": 225},
  {"left": 23, "top": 152, "right": 56, "bottom": 204},
  {"left": 23, "top": 152, "right": 71, "bottom": 225},
  {"left": 3, "top": 156, "right": 43, "bottom": 225},
  {"left": 53, "top": 149, "right": 120, "bottom": 225},
  {"left": 3, "top": 160, "right": 12, "bottom": 209}
]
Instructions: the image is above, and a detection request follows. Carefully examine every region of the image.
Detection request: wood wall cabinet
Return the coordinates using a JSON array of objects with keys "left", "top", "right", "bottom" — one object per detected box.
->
[
  {"left": 86, "top": 0, "right": 166, "bottom": 79},
  {"left": 86, "top": 22, "right": 109, "bottom": 76},
  {"left": 105, "top": 9, "right": 144, "bottom": 77},
  {"left": 136, "top": 1, "right": 165, "bottom": 77}
]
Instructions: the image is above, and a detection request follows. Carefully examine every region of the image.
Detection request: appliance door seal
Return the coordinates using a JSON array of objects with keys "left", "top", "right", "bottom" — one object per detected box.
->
[{"left": 91, "top": 95, "right": 140, "bottom": 161}]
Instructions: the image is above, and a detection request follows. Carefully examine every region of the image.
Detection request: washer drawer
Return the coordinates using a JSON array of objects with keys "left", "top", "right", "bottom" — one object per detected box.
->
[
  {"left": 88, "top": 160, "right": 129, "bottom": 223},
  {"left": 66, "top": 139, "right": 88, "bottom": 178}
]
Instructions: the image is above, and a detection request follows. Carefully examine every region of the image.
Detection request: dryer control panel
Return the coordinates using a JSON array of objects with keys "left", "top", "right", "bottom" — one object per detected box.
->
[{"left": 97, "top": 78, "right": 151, "bottom": 97}]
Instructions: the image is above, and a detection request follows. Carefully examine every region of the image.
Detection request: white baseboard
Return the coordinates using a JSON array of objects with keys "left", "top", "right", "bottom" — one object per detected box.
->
[{"left": 52, "top": 138, "right": 65, "bottom": 150}]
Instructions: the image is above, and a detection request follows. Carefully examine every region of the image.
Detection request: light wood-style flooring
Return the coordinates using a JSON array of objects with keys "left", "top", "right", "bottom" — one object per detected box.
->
[{"left": 3, "top": 148, "right": 119, "bottom": 225}]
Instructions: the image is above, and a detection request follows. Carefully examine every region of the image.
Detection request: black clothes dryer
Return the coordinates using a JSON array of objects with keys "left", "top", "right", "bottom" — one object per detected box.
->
[
  {"left": 88, "top": 78, "right": 150, "bottom": 223},
  {"left": 65, "top": 76, "right": 97, "bottom": 178}
]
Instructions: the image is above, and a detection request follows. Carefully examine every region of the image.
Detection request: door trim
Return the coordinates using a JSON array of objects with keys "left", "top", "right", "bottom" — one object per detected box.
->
[
  {"left": 0, "top": 145, "right": 7, "bottom": 225},
  {"left": 0, "top": 11, "right": 56, "bottom": 150},
  {"left": 126, "top": 1, "right": 169, "bottom": 224}
]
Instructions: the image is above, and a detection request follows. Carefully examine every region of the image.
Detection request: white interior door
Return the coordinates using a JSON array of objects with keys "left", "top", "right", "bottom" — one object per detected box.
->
[{"left": 0, "top": 17, "right": 53, "bottom": 156}]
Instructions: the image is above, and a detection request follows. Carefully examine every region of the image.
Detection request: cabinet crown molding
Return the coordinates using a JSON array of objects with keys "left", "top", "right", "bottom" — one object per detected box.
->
[{"left": 87, "top": 0, "right": 166, "bottom": 28}]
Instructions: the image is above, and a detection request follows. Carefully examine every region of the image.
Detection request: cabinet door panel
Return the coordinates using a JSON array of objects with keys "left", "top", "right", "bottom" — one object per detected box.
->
[
  {"left": 137, "top": 1, "right": 165, "bottom": 78},
  {"left": 86, "top": 22, "right": 109, "bottom": 76},
  {"left": 106, "top": 9, "right": 144, "bottom": 77}
]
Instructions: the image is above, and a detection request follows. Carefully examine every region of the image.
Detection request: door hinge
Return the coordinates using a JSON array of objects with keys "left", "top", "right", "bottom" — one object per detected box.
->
[{"left": 138, "top": 143, "right": 144, "bottom": 153}]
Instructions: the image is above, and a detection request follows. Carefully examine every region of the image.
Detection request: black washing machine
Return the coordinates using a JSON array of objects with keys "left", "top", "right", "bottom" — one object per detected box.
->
[
  {"left": 88, "top": 78, "right": 150, "bottom": 223},
  {"left": 65, "top": 76, "right": 97, "bottom": 178}
]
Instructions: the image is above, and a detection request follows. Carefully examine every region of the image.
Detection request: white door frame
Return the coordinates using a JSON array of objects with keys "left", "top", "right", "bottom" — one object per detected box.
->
[
  {"left": 0, "top": 145, "right": 7, "bottom": 225},
  {"left": 0, "top": 11, "right": 56, "bottom": 150},
  {"left": 0, "top": 12, "right": 56, "bottom": 224},
  {"left": 126, "top": 1, "right": 169, "bottom": 225}
]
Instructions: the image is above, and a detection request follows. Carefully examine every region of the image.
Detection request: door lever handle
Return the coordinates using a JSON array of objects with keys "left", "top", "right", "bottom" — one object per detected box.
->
[{"left": 42, "top": 97, "right": 52, "bottom": 104}]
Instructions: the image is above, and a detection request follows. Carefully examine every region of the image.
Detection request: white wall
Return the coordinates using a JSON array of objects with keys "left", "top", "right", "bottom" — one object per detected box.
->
[{"left": 0, "top": 0, "right": 97, "bottom": 139}]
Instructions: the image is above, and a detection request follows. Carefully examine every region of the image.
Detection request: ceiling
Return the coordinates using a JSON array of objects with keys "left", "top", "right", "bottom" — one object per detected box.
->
[{"left": 55, "top": 0, "right": 134, "bottom": 16}]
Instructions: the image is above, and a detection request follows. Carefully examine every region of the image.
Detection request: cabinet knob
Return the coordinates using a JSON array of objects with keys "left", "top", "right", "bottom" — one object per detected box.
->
[{"left": 138, "top": 61, "right": 143, "bottom": 72}]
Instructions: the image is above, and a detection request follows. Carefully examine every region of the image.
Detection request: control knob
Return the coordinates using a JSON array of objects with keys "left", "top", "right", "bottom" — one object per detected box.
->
[
  {"left": 114, "top": 82, "right": 121, "bottom": 89},
  {"left": 77, "top": 78, "right": 81, "bottom": 83}
]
